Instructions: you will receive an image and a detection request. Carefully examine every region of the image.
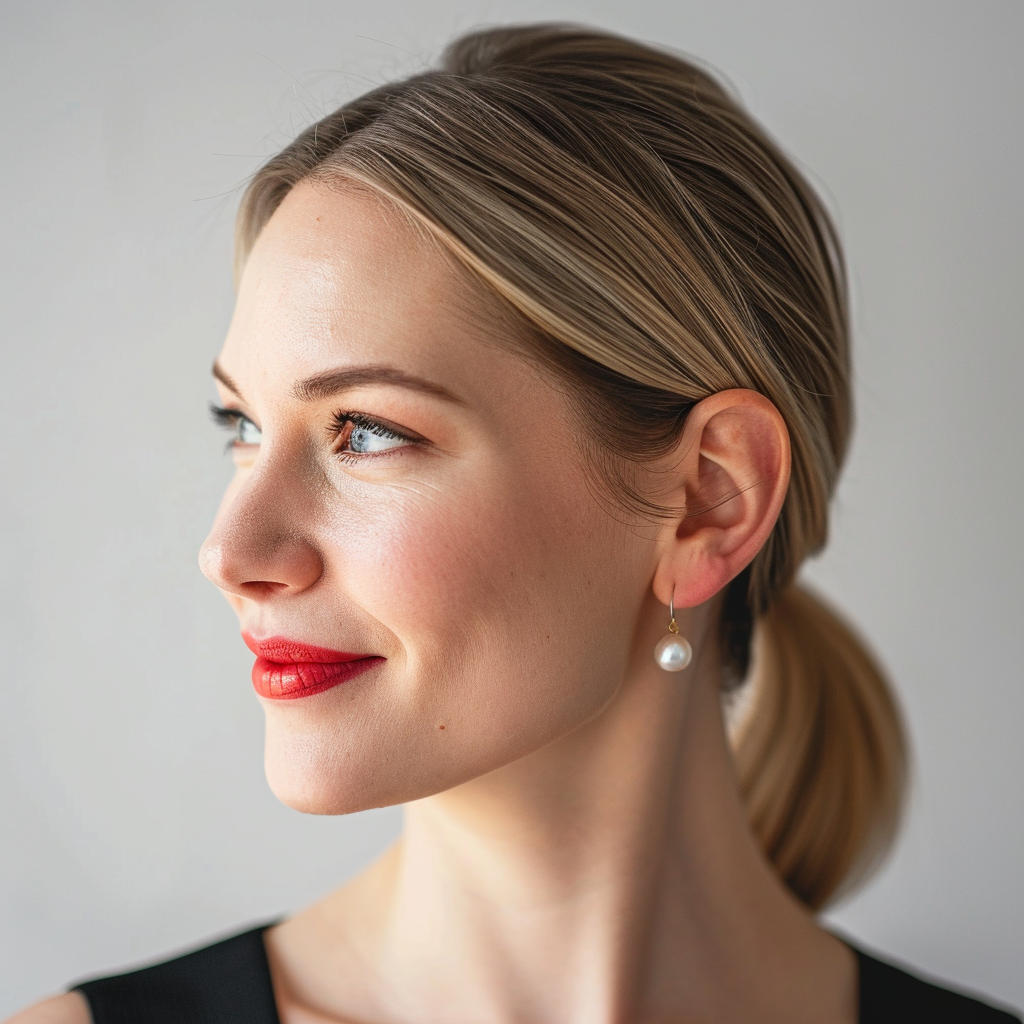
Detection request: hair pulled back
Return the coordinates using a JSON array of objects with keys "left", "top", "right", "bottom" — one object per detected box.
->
[{"left": 233, "top": 23, "right": 906, "bottom": 909}]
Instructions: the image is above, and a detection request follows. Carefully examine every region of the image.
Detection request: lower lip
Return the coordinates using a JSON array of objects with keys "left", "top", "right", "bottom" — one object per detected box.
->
[{"left": 251, "top": 656, "right": 383, "bottom": 700}]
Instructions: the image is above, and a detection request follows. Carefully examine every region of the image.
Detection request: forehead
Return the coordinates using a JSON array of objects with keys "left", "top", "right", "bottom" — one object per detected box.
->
[{"left": 222, "top": 178, "right": 528, "bottom": 400}]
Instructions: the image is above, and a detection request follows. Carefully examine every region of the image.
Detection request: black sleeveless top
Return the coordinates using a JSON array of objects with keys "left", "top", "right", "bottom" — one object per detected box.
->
[{"left": 70, "top": 921, "right": 1022, "bottom": 1023}]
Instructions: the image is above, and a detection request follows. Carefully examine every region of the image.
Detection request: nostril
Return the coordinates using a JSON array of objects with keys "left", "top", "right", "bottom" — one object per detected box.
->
[{"left": 238, "top": 580, "right": 291, "bottom": 600}]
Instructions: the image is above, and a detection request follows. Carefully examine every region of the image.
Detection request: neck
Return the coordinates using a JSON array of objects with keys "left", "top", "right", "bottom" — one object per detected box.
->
[{"left": 273, "top": 610, "right": 856, "bottom": 1024}]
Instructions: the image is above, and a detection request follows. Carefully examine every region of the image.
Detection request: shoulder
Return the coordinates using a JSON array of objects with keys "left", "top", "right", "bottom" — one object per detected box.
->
[
  {"left": 853, "top": 944, "right": 1022, "bottom": 1022},
  {"left": 4, "top": 992, "right": 91, "bottom": 1024}
]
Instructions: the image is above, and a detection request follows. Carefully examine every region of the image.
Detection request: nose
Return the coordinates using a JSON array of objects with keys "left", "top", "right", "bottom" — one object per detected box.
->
[{"left": 199, "top": 460, "right": 324, "bottom": 602}]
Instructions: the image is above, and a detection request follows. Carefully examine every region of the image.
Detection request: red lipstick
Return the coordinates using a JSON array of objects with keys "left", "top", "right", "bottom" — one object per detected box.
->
[{"left": 242, "top": 633, "right": 384, "bottom": 700}]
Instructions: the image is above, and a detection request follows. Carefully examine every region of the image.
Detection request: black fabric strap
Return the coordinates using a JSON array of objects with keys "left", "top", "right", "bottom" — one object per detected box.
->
[
  {"left": 853, "top": 944, "right": 1022, "bottom": 1023},
  {"left": 70, "top": 922, "right": 281, "bottom": 1024}
]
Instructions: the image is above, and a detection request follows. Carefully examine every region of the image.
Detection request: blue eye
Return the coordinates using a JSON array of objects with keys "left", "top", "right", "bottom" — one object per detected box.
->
[
  {"left": 331, "top": 411, "right": 416, "bottom": 463},
  {"left": 210, "top": 404, "right": 416, "bottom": 464},
  {"left": 210, "top": 404, "right": 261, "bottom": 450},
  {"left": 236, "top": 417, "right": 262, "bottom": 444},
  {"left": 348, "top": 422, "right": 403, "bottom": 454}
]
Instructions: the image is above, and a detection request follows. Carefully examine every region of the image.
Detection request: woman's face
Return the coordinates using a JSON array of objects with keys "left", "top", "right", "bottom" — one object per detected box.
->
[{"left": 200, "top": 180, "right": 659, "bottom": 814}]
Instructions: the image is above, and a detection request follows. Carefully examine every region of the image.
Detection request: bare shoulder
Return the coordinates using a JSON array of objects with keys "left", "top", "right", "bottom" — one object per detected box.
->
[{"left": 4, "top": 992, "right": 91, "bottom": 1024}]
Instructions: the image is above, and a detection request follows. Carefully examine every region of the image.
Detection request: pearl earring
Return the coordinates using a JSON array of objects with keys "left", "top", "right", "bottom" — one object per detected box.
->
[{"left": 654, "top": 590, "right": 692, "bottom": 672}]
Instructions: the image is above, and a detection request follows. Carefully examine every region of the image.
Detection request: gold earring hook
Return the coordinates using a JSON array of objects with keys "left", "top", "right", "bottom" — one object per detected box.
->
[{"left": 669, "top": 589, "right": 679, "bottom": 634}]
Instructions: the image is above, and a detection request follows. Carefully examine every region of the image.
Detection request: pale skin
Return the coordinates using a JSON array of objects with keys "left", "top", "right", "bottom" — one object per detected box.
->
[{"left": 10, "top": 181, "right": 857, "bottom": 1024}]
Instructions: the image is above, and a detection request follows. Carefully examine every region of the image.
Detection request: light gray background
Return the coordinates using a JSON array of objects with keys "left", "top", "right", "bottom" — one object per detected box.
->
[{"left": 2, "top": 0, "right": 1021, "bottom": 1016}]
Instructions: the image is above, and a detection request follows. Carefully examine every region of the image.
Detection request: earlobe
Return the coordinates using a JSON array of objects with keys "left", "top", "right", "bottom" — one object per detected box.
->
[{"left": 653, "top": 389, "right": 790, "bottom": 610}]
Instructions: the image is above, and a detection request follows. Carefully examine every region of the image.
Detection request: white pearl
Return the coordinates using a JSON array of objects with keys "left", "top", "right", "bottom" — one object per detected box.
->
[{"left": 654, "top": 633, "right": 692, "bottom": 672}]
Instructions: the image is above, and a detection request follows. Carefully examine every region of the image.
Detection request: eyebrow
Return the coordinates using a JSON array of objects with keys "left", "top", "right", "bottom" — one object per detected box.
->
[
  {"left": 212, "top": 361, "right": 246, "bottom": 401},
  {"left": 211, "top": 360, "right": 466, "bottom": 407}
]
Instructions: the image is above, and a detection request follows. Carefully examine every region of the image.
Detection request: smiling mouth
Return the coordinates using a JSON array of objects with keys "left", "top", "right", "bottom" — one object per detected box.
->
[{"left": 242, "top": 633, "right": 385, "bottom": 700}]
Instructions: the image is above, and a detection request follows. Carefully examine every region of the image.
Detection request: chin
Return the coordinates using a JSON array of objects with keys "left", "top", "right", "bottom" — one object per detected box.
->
[
  {"left": 265, "top": 771, "right": 363, "bottom": 815},
  {"left": 260, "top": 723, "right": 456, "bottom": 816},
  {"left": 262, "top": 730, "right": 389, "bottom": 815}
]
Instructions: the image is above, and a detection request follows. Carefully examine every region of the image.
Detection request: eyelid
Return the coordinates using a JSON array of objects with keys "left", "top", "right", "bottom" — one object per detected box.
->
[{"left": 332, "top": 409, "right": 420, "bottom": 441}]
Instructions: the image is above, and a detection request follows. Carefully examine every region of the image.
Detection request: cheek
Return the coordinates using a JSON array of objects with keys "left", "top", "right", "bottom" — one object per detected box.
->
[
  {"left": 300, "top": 462, "right": 638, "bottom": 784},
  {"left": 343, "top": 462, "right": 587, "bottom": 664}
]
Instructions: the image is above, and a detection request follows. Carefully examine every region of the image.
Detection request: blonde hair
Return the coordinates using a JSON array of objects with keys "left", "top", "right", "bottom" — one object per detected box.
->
[{"left": 232, "top": 23, "right": 906, "bottom": 909}]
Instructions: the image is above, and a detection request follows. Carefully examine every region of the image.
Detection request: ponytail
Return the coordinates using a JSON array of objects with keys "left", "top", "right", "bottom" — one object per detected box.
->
[{"left": 732, "top": 582, "right": 907, "bottom": 909}]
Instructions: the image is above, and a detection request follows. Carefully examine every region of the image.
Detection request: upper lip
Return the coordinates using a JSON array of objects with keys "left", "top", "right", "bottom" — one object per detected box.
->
[{"left": 242, "top": 632, "right": 377, "bottom": 664}]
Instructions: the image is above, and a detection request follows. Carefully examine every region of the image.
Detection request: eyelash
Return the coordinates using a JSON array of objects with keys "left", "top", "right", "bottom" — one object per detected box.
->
[
  {"left": 210, "top": 404, "right": 251, "bottom": 453},
  {"left": 209, "top": 404, "right": 417, "bottom": 464}
]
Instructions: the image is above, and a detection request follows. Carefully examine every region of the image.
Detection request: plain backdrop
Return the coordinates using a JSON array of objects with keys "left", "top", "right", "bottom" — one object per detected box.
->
[{"left": 1, "top": 0, "right": 1021, "bottom": 1016}]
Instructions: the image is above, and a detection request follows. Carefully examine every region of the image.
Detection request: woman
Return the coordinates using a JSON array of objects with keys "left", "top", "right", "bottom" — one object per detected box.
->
[{"left": 11, "top": 22, "right": 1020, "bottom": 1024}]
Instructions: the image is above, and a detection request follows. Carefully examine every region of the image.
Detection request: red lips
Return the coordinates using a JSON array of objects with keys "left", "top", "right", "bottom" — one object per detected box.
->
[{"left": 242, "top": 633, "right": 384, "bottom": 700}]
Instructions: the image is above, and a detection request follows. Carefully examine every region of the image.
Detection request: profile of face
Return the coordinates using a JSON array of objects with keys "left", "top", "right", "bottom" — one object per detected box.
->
[{"left": 198, "top": 180, "right": 668, "bottom": 814}]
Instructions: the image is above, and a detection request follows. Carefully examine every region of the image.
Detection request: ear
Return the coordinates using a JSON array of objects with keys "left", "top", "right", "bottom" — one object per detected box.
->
[{"left": 651, "top": 389, "right": 791, "bottom": 610}]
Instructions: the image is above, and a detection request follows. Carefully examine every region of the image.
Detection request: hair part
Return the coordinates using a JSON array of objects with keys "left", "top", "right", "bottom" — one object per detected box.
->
[{"left": 232, "top": 22, "right": 906, "bottom": 909}]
